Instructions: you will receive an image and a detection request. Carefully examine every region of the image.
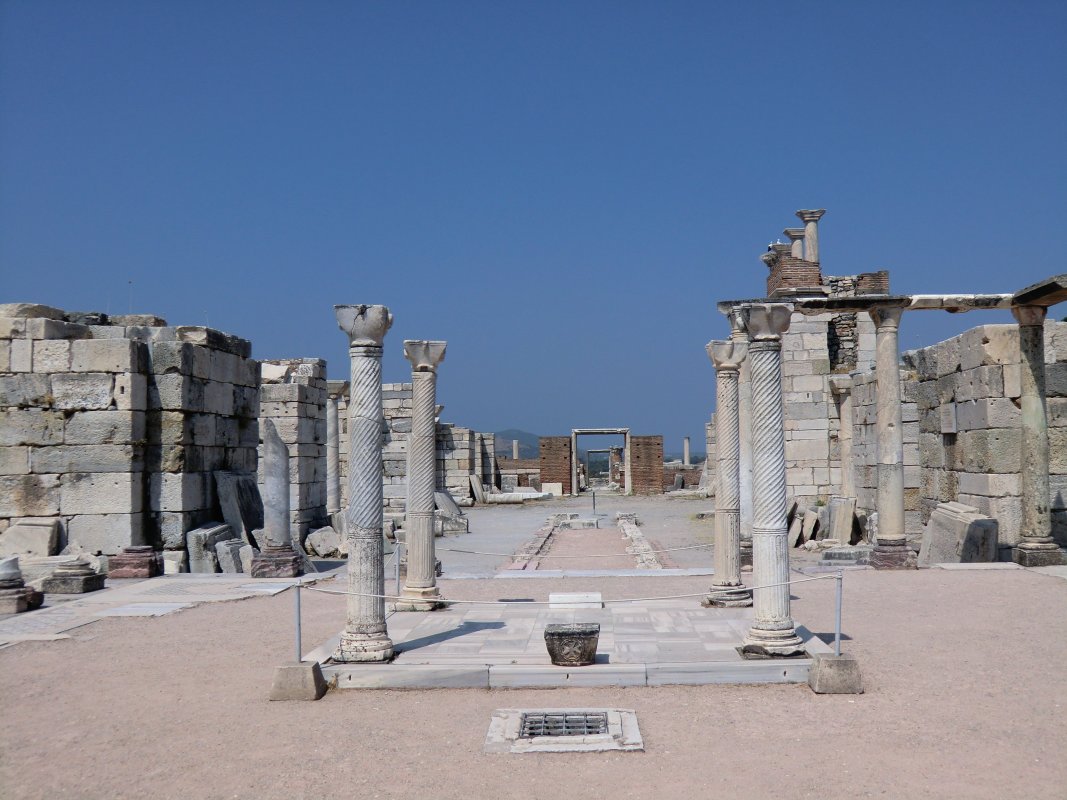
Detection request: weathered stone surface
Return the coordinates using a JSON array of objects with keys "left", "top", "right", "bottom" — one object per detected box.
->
[
  {"left": 305, "top": 526, "right": 344, "bottom": 558},
  {"left": 827, "top": 497, "right": 857, "bottom": 546},
  {"left": 214, "top": 471, "right": 264, "bottom": 547},
  {"left": 41, "top": 559, "right": 106, "bottom": 593},
  {"left": 66, "top": 513, "right": 144, "bottom": 555},
  {"left": 807, "top": 653, "right": 863, "bottom": 694},
  {"left": 269, "top": 661, "right": 327, "bottom": 701},
  {"left": 186, "top": 522, "right": 236, "bottom": 573},
  {"left": 51, "top": 373, "right": 114, "bottom": 410},
  {"left": 60, "top": 473, "right": 143, "bottom": 515},
  {"left": 0, "top": 475, "right": 62, "bottom": 518},
  {"left": 70, "top": 338, "right": 145, "bottom": 373},
  {"left": 800, "top": 508, "right": 820, "bottom": 543},
  {"left": 215, "top": 539, "right": 245, "bottom": 573},
  {"left": 238, "top": 544, "right": 257, "bottom": 574},
  {"left": 0, "top": 374, "right": 52, "bottom": 407},
  {"left": 918, "top": 502, "right": 999, "bottom": 566},
  {"left": 107, "top": 546, "right": 160, "bottom": 578},
  {"left": 250, "top": 544, "right": 302, "bottom": 578},
  {"left": 64, "top": 410, "right": 145, "bottom": 445},
  {"left": 260, "top": 420, "right": 291, "bottom": 547},
  {"left": 0, "top": 303, "right": 66, "bottom": 319},
  {"left": 30, "top": 445, "right": 142, "bottom": 474},
  {"left": 0, "top": 409, "right": 65, "bottom": 446},
  {"left": 161, "top": 550, "right": 187, "bottom": 574},
  {"left": 0, "top": 519, "right": 61, "bottom": 557}
]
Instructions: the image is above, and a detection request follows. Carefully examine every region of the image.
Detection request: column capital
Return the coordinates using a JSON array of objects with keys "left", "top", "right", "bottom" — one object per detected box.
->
[
  {"left": 403, "top": 340, "right": 447, "bottom": 372},
  {"left": 1011, "top": 304, "right": 1047, "bottom": 326},
  {"left": 743, "top": 303, "right": 792, "bottom": 340},
  {"left": 760, "top": 251, "right": 778, "bottom": 270},
  {"left": 828, "top": 374, "right": 853, "bottom": 395},
  {"left": 870, "top": 304, "right": 905, "bottom": 328},
  {"left": 728, "top": 307, "right": 748, "bottom": 338},
  {"left": 783, "top": 227, "right": 805, "bottom": 243},
  {"left": 334, "top": 304, "right": 393, "bottom": 346},
  {"left": 707, "top": 339, "right": 748, "bottom": 371},
  {"left": 795, "top": 208, "right": 826, "bottom": 224}
]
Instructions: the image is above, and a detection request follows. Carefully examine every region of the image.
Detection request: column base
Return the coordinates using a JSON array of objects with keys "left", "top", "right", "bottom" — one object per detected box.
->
[
  {"left": 392, "top": 586, "right": 445, "bottom": 612},
  {"left": 107, "top": 546, "right": 160, "bottom": 579},
  {"left": 870, "top": 536, "right": 916, "bottom": 570},
  {"left": 251, "top": 545, "right": 304, "bottom": 578},
  {"left": 739, "top": 541, "right": 753, "bottom": 570},
  {"left": 0, "top": 587, "right": 27, "bottom": 614},
  {"left": 42, "top": 563, "right": 105, "bottom": 594},
  {"left": 702, "top": 585, "right": 752, "bottom": 608},
  {"left": 741, "top": 626, "right": 805, "bottom": 657},
  {"left": 1012, "top": 544, "right": 1065, "bottom": 567},
  {"left": 333, "top": 632, "right": 395, "bottom": 663}
]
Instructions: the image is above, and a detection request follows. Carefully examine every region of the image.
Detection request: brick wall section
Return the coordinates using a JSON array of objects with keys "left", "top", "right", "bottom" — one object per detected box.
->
[
  {"left": 629, "top": 435, "right": 664, "bottom": 495},
  {"left": 767, "top": 255, "right": 822, "bottom": 296},
  {"left": 539, "top": 436, "right": 572, "bottom": 494},
  {"left": 906, "top": 321, "right": 1067, "bottom": 548},
  {"left": 259, "top": 359, "right": 327, "bottom": 545},
  {"left": 663, "top": 463, "right": 703, "bottom": 489},
  {"left": 856, "top": 270, "right": 890, "bottom": 295},
  {"left": 498, "top": 457, "right": 540, "bottom": 488}
]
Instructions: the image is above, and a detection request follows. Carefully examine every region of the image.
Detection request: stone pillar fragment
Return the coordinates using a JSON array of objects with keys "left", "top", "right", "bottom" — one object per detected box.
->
[
  {"left": 784, "top": 228, "right": 805, "bottom": 259},
  {"left": 704, "top": 339, "right": 751, "bottom": 608},
  {"left": 512, "top": 439, "right": 520, "bottom": 460},
  {"left": 740, "top": 304, "right": 803, "bottom": 655},
  {"left": 250, "top": 419, "right": 303, "bottom": 578},
  {"left": 396, "top": 340, "right": 447, "bottom": 611},
  {"left": 326, "top": 394, "right": 342, "bottom": 518},
  {"left": 829, "top": 376, "right": 856, "bottom": 499},
  {"left": 1011, "top": 305, "right": 1061, "bottom": 566},
  {"left": 869, "top": 305, "right": 912, "bottom": 569},
  {"left": 795, "top": 209, "right": 826, "bottom": 262},
  {"left": 683, "top": 436, "right": 691, "bottom": 466},
  {"left": 333, "top": 304, "right": 394, "bottom": 663}
]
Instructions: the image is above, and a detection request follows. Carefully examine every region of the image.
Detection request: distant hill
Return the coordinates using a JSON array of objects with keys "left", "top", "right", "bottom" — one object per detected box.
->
[{"left": 494, "top": 429, "right": 541, "bottom": 458}]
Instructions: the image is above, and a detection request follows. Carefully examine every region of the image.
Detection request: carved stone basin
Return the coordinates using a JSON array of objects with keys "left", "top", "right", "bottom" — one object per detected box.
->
[{"left": 544, "top": 623, "right": 600, "bottom": 667}]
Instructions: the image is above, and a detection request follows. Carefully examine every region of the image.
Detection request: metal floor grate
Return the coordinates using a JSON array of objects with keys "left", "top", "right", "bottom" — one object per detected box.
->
[{"left": 519, "top": 712, "right": 608, "bottom": 738}]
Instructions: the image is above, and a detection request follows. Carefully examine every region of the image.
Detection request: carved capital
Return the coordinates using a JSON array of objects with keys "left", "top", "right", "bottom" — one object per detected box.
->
[
  {"left": 743, "top": 303, "right": 792, "bottom": 340},
  {"left": 870, "top": 305, "right": 905, "bottom": 329},
  {"left": 334, "top": 304, "right": 393, "bottom": 346},
  {"left": 403, "top": 340, "right": 447, "bottom": 372},
  {"left": 828, "top": 375, "right": 853, "bottom": 395},
  {"left": 760, "top": 251, "right": 778, "bottom": 270},
  {"left": 729, "top": 307, "right": 748, "bottom": 339},
  {"left": 707, "top": 339, "right": 748, "bottom": 371},
  {"left": 795, "top": 208, "right": 826, "bottom": 224},
  {"left": 1011, "top": 304, "right": 1047, "bottom": 327},
  {"left": 783, "top": 228, "right": 805, "bottom": 242}
]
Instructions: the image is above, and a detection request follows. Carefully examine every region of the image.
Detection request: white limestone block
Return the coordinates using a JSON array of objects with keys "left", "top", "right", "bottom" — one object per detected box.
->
[
  {"left": 70, "top": 338, "right": 144, "bottom": 373},
  {"left": 66, "top": 513, "right": 144, "bottom": 554},
  {"left": 64, "top": 410, "right": 146, "bottom": 445},
  {"left": 60, "top": 473, "right": 144, "bottom": 515},
  {"left": 32, "top": 339, "right": 72, "bottom": 372},
  {"left": 0, "top": 475, "right": 61, "bottom": 516},
  {"left": 51, "top": 373, "right": 115, "bottom": 410},
  {"left": 0, "top": 519, "right": 61, "bottom": 557}
]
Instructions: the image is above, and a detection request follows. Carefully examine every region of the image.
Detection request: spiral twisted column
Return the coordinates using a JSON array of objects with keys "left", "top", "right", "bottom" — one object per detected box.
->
[
  {"left": 704, "top": 339, "right": 751, "bottom": 607},
  {"left": 333, "top": 304, "right": 394, "bottom": 663},
  {"left": 741, "top": 304, "right": 804, "bottom": 655},
  {"left": 396, "top": 340, "right": 447, "bottom": 611}
]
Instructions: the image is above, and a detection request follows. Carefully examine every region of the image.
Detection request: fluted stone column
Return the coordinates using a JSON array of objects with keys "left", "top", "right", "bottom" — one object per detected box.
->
[
  {"left": 704, "top": 339, "right": 751, "bottom": 608},
  {"left": 326, "top": 394, "right": 341, "bottom": 518},
  {"left": 795, "top": 209, "right": 826, "bottom": 262},
  {"left": 1012, "top": 305, "right": 1061, "bottom": 566},
  {"left": 741, "top": 304, "right": 804, "bottom": 656},
  {"left": 333, "top": 304, "right": 394, "bottom": 663},
  {"left": 869, "top": 305, "right": 911, "bottom": 569},
  {"left": 731, "top": 308, "right": 755, "bottom": 569},
  {"left": 829, "top": 376, "right": 856, "bottom": 498},
  {"left": 396, "top": 340, "right": 447, "bottom": 611}
]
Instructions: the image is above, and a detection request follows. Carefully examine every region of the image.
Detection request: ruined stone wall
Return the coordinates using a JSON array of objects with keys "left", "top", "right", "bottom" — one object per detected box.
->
[
  {"left": 663, "top": 463, "right": 703, "bottom": 489},
  {"left": 259, "top": 359, "right": 327, "bottom": 544},
  {"left": 907, "top": 322, "right": 1067, "bottom": 549},
  {"left": 498, "top": 457, "right": 539, "bottom": 488},
  {"left": 630, "top": 435, "right": 664, "bottom": 495},
  {"left": 538, "top": 436, "right": 572, "bottom": 494},
  {"left": 0, "top": 304, "right": 259, "bottom": 555},
  {"left": 851, "top": 367, "right": 921, "bottom": 541}
]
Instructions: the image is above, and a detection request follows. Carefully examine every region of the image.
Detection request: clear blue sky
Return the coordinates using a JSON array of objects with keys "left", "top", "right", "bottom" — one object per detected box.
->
[{"left": 2, "top": 1, "right": 1065, "bottom": 454}]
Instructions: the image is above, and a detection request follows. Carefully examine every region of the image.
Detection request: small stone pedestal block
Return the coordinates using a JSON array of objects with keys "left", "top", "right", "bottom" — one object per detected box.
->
[
  {"left": 250, "top": 545, "right": 304, "bottom": 578},
  {"left": 702, "top": 586, "right": 753, "bottom": 608},
  {"left": 807, "top": 653, "right": 864, "bottom": 694},
  {"left": 42, "top": 562, "right": 106, "bottom": 594},
  {"left": 269, "top": 661, "right": 328, "bottom": 701},
  {"left": 107, "top": 546, "right": 160, "bottom": 579},
  {"left": 870, "top": 538, "right": 916, "bottom": 569},
  {"left": 1012, "top": 548, "right": 1066, "bottom": 567},
  {"left": 544, "top": 623, "right": 600, "bottom": 666},
  {"left": 0, "top": 579, "right": 28, "bottom": 614}
]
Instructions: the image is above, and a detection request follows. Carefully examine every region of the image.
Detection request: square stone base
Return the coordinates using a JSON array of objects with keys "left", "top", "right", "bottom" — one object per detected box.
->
[
  {"left": 107, "top": 550, "right": 160, "bottom": 579},
  {"left": 41, "top": 574, "right": 106, "bottom": 594},
  {"left": 1012, "top": 547, "right": 1065, "bottom": 567},
  {"left": 269, "top": 662, "right": 328, "bottom": 701},
  {"left": 807, "top": 653, "right": 863, "bottom": 694},
  {"left": 251, "top": 549, "right": 303, "bottom": 578},
  {"left": 0, "top": 589, "right": 28, "bottom": 614},
  {"left": 870, "top": 542, "right": 917, "bottom": 570}
]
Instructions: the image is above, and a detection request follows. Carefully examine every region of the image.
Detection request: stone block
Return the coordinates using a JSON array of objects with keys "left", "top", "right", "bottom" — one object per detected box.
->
[
  {"left": 65, "top": 513, "right": 145, "bottom": 554},
  {"left": 0, "top": 374, "right": 52, "bottom": 408},
  {"left": 31, "top": 444, "right": 142, "bottom": 474},
  {"left": 918, "top": 502, "right": 998, "bottom": 566},
  {"left": 269, "top": 661, "right": 327, "bottom": 701},
  {"left": 51, "top": 373, "right": 114, "bottom": 410},
  {"left": 60, "top": 473, "right": 143, "bottom": 515},
  {"left": 70, "top": 338, "right": 146, "bottom": 373},
  {"left": 31, "top": 339, "right": 72, "bottom": 372},
  {"left": 162, "top": 550, "right": 188, "bottom": 574},
  {"left": 957, "top": 472, "right": 1021, "bottom": 498},
  {"left": 215, "top": 538, "right": 245, "bottom": 573},
  {"left": 107, "top": 546, "right": 160, "bottom": 578},
  {"left": 149, "top": 374, "right": 204, "bottom": 412},
  {"left": 186, "top": 522, "right": 235, "bottom": 573},
  {"left": 959, "top": 326, "right": 1018, "bottom": 371},
  {"left": 957, "top": 428, "right": 1021, "bottom": 473},
  {"left": 41, "top": 561, "right": 105, "bottom": 593},
  {"left": 0, "top": 519, "right": 61, "bottom": 557},
  {"left": 112, "top": 373, "right": 148, "bottom": 411},
  {"left": 215, "top": 471, "right": 264, "bottom": 546},
  {"left": 239, "top": 544, "right": 257, "bottom": 573},
  {"left": 0, "top": 475, "right": 61, "bottom": 516},
  {"left": 149, "top": 472, "right": 208, "bottom": 512},
  {"left": 251, "top": 544, "right": 303, "bottom": 577},
  {"left": 0, "top": 447, "right": 30, "bottom": 476},
  {"left": 0, "top": 303, "right": 65, "bottom": 320},
  {"left": 1047, "top": 362, "right": 1067, "bottom": 398},
  {"left": 174, "top": 326, "right": 252, "bottom": 358},
  {"left": 955, "top": 398, "right": 1021, "bottom": 431},
  {"left": 65, "top": 410, "right": 146, "bottom": 445},
  {"left": 0, "top": 409, "right": 64, "bottom": 447},
  {"left": 9, "top": 338, "right": 32, "bottom": 371},
  {"left": 202, "top": 381, "right": 234, "bottom": 416},
  {"left": 807, "top": 653, "right": 863, "bottom": 694},
  {"left": 1002, "top": 364, "right": 1021, "bottom": 399},
  {"left": 305, "top": 526, "right": 343, "bottom": 557}
]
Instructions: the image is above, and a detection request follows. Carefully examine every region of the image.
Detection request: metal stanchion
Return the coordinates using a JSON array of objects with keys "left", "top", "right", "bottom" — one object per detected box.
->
[
  {"left": 294, "top": 583, "right": 303, "bottom": 663},
  {"left": 834, "top": 570, "right": 843, "bottom": 656}
]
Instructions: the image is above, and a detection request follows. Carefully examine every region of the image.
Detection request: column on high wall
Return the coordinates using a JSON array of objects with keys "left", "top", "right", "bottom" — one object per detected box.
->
[{"left": 829, "top": 376, "right": 855, "bottom": 498}]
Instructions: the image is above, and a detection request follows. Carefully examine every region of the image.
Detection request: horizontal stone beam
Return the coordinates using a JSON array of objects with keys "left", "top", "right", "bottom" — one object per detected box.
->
[{"left": 1013, "top": 274, "right": 1067, "bottom": 308}]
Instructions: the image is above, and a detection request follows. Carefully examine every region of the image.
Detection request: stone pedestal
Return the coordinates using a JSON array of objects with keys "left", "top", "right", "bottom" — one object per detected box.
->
[
  {"left": 396, "top": 340, "right": 447, "bottom": 612},
  {"left": 704, "top": 339, "right": 751, "bottom": 608},
  {"left": 333, "top": 304, "right": 394, "bottom": 663},
  {"left": 107, "top": 546, "right": 160, "bottom": 579},
  {"left": 0, "top": 557, "right": 41, "bottom": 613},
  {"left": 740, "top": 304, "right": 804, "bottom": 656},
  {"left": 870, "top": 305, "right": 913, "bottom": 569},
  {"left": 251, "top": 545, "right": 304, "bottom": 578},
  {"left": 42, "top": 560, "right": 105, "bottom": 594}
]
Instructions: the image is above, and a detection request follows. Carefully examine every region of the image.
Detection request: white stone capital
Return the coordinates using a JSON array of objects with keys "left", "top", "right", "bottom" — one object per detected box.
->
[
  {"left": 707, "top": 339, "right": 748, "bottom": 371},
  {"left": 870, "top": 305, "right": 905, "bottom": 329},
  {"left": 1011, "top": 304, "right": 1047, "bottom": 326},
  {"left": 743, "top": 304, "right": 792, "bottom": 340},
  {"left": 828, "top": 375, "right": 853, "bottom": 395},
  {"left": 795, "top": 209, "right": 826, "bottom": 224},
  {"left": 335, "top": 304, "right": 393, "bottom": 347},
  {"left": 403, "top": 340, "right": 447, "bottom": 372}
]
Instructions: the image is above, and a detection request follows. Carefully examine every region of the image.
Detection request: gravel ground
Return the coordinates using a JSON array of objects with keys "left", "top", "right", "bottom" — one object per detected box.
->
[{"left": 2, "top": 563, "right": 1065, "bottom": 799}]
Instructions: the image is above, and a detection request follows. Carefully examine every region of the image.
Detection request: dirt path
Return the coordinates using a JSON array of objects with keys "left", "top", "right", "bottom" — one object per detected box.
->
[{"left": 536, "top": 526, "right": 637, "bottom": 570}]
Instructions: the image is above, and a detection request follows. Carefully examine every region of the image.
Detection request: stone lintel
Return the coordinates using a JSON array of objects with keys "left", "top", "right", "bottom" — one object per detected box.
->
[
  {"left": 1012, "top": 274, "right": 1067, "bottom": 308},
  {"left": 909, "top": 294, "right": 1013, "bottom": 312},
  {"left": 793, "top": 295, "right": 910, "bottom": 315}
]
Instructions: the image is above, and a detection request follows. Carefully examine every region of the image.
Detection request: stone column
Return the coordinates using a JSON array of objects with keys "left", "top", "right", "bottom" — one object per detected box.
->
[
  {"left": 326, "top": 394, "right": 342, "bottom": 519},
  {"left": 869, "top": 305, "right": 911, "bottom": 569},
  {"left": 333, "top": 304, "right": 394, "bottom": 663},
  {"left": 829, "top": 376, "right": 856, "bottom": 498},
  {"left": 795, "top": 209, "right": 826, "bottom": 262},
  {"left": 396, "top": 340, "right": 447, "bottom": 611},
  {"left": 512, "top": 439, "right": 520, "bottom": 460},
  {"left": 250, "top": 418, "right": 303, "bottom": 578},
  {"left": 731, "top": 308, "right": 755, "bottom": 568},
  {"left": 683, "top": 436, "right": 690, "bottom": 466},
  {"left": 784, "top": 228, "right": 805, "bottom": 259},
  {"left": 704, "top": 339, "right": 751, "bottom": 608},
  {"left": 741, "top": 304, "right": 804, "bottom": 655},
  {"left": 1012, "top": 305, "right": 1060, "bottom": 566}
]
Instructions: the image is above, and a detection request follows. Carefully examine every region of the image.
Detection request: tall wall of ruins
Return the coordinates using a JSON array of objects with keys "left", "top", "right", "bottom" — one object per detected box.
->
[
  {"left": 538, "top": 436, "right": 572, "bottom": 494},
  {"left": 904, "top": 322, "right": 1067, "bottom": 549},
  {"left": 630, "top": 435, "right": 664, "bottom": 495},
  {"left": 259, "top": 359, "right": 328, "bottom": 544}
]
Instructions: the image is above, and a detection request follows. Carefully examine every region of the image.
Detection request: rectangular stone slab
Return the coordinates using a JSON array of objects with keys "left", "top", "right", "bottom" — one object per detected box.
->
[{"left": 214, "top": 471, "right": 264, "bottom": 547}]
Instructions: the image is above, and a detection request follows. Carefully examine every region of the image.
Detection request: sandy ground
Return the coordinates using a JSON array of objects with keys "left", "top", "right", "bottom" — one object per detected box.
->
[{"left": 3, "top": 563, "right": 1066, "bottom": 799}]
